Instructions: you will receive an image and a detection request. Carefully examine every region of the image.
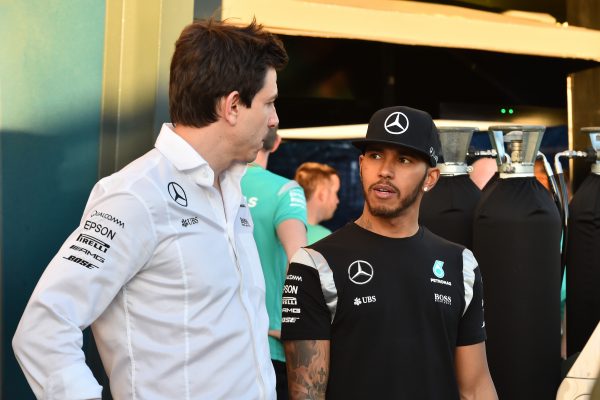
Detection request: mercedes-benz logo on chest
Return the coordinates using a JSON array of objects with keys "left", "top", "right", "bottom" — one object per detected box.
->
[
  {"left": 168, "top": 182, "right": 188, "bottom": 207},
  {"left": 348, "top": 260, "right": 374, "bottom": 285}
]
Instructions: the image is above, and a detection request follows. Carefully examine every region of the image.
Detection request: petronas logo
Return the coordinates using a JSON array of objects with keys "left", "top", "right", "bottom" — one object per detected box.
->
[{"left": 433, "top": 260, "right": 445, "bottom": 279}]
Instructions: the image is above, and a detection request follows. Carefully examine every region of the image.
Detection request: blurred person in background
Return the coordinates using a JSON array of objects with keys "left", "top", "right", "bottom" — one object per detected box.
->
[
  {"left": 294, "top": 162, "right": 340, "bottom": 244},
  {"left": 470, "top": 157, "right": 497, "bottom": 190}
]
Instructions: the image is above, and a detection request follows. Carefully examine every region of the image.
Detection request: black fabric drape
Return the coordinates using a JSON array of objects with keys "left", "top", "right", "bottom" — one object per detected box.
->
[
  {"left": 419, "top": 175, "right": 481, "bottom": 249},
  {"left": 566, "top": 173, "right": 600, "bottom": 356},
  {"left": 473, "top": 177, "right": 562, "bottom": 400}
]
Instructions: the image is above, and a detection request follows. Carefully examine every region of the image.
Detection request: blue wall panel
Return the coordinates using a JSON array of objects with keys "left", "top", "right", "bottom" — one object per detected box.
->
[{"left": 0, "top": 1, "right": 106, "bottom": 398}]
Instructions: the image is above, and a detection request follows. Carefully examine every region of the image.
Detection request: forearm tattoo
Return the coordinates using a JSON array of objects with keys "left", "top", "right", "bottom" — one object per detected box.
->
[{"left": 285, "top": 340, "right": 329, "bottom": 400}]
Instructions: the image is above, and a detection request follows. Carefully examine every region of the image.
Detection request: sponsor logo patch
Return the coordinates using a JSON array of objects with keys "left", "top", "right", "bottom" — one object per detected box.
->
[
  {"left": 283, "top": 285, "right": 298, "bottom": 295},
  {"left": 83, "top": 221, "right": 117, "bottom": 240},
  {"left": 181, "top": 216, "right": 199, "bottom": 227},
  {"left": 168, "top": 182, "right": 188, "bottom": 207},
  {"left": 69, "top": 245, "right": 105, "bottom": 263},
  {"left": 289, "top": 190, "right": 306, "bottom": 208},
  {"left": 434, "top": 293, "right": 452, "bottom": 305},
  {"left": 432, "top": 260, "right": 445, "bottom": 278},
  {"left": 63, "top": 254, "right": 99, "bottom": 270},
  {"left": 91, "top": 210, "right": 125, "bottom": 229},
  {"left": 354, "top": 295, "right": 377, "bottom": 306},
  {"left": 430, "top": 147, "right": 439, "bottom": 163},
  {"left": 246, "top": 197, "right": 258, "bottom": 208},
  {"left": 240, "top": 217, "right": 251, "bottom": 227},
  {"left": 76, "top": 234, "right": 110, "bottom": 253},
  {"left": 282, "top": 297, "right": 297, "bottom": 305},
  {"left": 384, "top": 111, "right": 409, "bottom": 135},
  {"left": 430, "top": 259, "right": 452, "bottom": 286},
  {"left": 348, "top": 260, "right": 374, "bottom": 285}
]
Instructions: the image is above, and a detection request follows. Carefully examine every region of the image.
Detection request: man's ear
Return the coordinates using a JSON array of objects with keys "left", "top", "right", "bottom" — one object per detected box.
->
[
  {"left": 315, "top": 182, "right": 327, "bottom": 202},
  {"left": 221, "top": 91, "right": 241, "bottom": 126},
  {"left": 358, "top": 155, "right": 364, "bottom": 182},
  {"left": 424, "top": 167, "right": 441, "bottom": 191}
]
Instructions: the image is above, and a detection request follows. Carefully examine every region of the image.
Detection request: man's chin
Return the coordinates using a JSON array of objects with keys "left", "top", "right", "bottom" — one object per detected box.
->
[
  {"left": 367, "top": 201, "right": 404, "bottom": 219},
  {"left": 370, "top": 209, "right": 400, "bottom": 219},
  {"left": 245, "top": 150, "right": 260, "bottom": 164}
]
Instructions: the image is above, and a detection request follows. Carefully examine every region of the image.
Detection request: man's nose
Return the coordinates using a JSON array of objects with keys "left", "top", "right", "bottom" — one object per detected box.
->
[
  {"left": 379, "top": 158, "right": 395, "bottom": 178},
  {"left": 268, "top": 108, "right": 279, "bottom": 128}
]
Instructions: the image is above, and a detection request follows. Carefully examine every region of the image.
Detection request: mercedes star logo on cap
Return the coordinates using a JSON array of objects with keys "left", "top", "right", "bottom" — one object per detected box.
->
[
  {"left": 384, "top": 111, "right": 409, "bottom": 135},
  {"left": 348, "top": 260, "right": 374, "bottom": 285},
  {"left": 168, "top": 182, "right": 188, "bottom": 207}
]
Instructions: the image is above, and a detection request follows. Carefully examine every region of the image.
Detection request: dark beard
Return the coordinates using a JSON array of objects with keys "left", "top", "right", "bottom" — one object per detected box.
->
[{"left": 362, "top": 172, "right": 428, "bottom": 219}]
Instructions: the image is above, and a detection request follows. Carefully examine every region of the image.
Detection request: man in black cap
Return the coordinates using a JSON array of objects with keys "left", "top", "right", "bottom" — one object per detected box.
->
[{"left": 281, "top": 106, "right": 497, "bottom": 399}]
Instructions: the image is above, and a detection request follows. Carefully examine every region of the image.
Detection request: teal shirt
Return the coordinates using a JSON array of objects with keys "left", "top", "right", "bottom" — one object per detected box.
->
[
  {"left": 241, "top": 165, "right": 307, "bottom": 362},
  {"left": 307, "top": 223, "right": 332, "bottom": 245}
]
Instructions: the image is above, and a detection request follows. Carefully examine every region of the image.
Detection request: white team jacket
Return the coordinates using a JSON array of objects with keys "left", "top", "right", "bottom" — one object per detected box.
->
[{"left": 13, "top": 124, "right": 275, "bottom": 400}]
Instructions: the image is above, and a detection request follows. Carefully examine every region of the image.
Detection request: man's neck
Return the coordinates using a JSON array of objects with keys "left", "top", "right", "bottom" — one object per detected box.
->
[
  {"left": 355, "top": 211, "right": 419, "bottom": 238},
  {"left": 172, "top": 123, "right": 232, "bottom": 179},
  {"left": 252, "top": 150, "right": 269, "bottom": 169},
  {"left": 306, "top": 199, "right": 322, "bottom": 225},
  {"left": 307, "top": 211, "right": 320, "bottom": 226}
]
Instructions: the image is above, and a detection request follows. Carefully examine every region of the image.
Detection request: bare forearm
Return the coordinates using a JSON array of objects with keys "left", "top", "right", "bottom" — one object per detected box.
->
[
  {"left": 284, "top": 340, "right": 330, "bottom": 400},
  {"left": 460, "top": 382, "right": 498, "bottom": 400},
  {"left": 455, "top": 343, "right": 498, "bottom": 400},
  {"left": 277, "top": 219, "right": 307, "bottom": 265}
]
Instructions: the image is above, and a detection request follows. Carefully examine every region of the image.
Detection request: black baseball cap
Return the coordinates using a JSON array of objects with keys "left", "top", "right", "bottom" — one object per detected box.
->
[{"left": 352, "top": 106, "right": 441, "bottom": 167}]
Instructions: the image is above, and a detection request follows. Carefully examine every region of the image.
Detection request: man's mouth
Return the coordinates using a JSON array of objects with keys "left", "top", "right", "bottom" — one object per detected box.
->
[{"left": 371, "top": 183, "right": 398, "bottom": 198}]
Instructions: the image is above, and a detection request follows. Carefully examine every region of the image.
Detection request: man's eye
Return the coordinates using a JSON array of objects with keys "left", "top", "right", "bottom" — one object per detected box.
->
[{"left": 399, "top": 157, "right": 411, "bottom": 164}]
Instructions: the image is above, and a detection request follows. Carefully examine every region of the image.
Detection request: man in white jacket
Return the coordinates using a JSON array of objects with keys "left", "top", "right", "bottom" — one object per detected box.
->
[{"left": 13, "top": 18, "right": 287, "bottom": 400}]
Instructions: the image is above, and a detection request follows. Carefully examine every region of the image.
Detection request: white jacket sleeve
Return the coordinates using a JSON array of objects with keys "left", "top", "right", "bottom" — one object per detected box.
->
[{"left": 12, "top": 184, "right": 156, "bottom": 399}]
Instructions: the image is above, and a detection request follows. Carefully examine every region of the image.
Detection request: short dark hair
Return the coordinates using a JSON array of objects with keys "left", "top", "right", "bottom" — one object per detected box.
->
[
  {"left": 295, "top": 162, "right": 339, "bottom": 200},
  {"left": 169, "top": 18, "right": 288, "bottom": 127}
]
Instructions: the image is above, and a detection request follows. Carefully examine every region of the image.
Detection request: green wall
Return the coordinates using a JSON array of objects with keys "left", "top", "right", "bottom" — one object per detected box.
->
[{"left": 0, "top": 1, "right": 106, "bottom": 398}]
